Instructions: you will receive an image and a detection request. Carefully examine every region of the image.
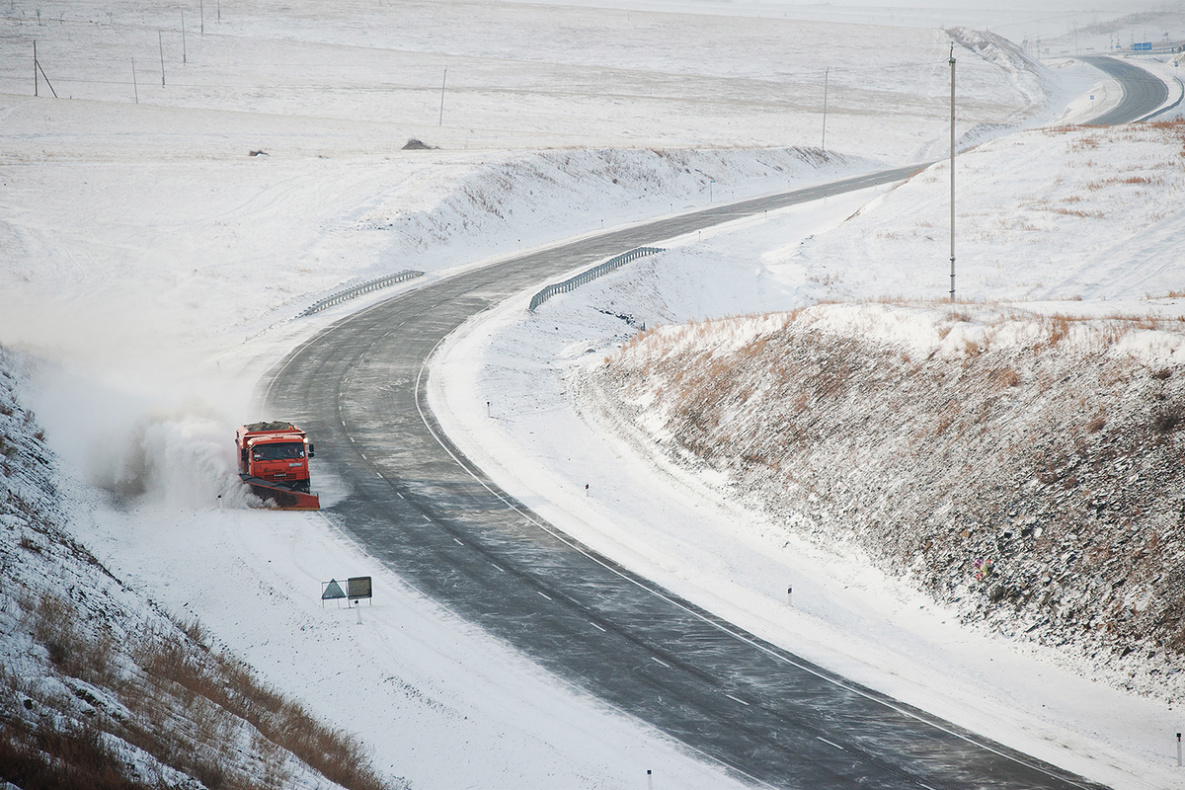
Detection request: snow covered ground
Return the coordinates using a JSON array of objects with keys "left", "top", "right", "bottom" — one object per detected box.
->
[{"left": 3, "top": 1, "right": 1185, "bottom": 788}]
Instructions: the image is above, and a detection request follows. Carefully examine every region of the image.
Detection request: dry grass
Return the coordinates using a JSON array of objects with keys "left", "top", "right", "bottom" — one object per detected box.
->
[
  {"left": 28, "top": 593, "right": 116, "bottom": 687},
  {"left": 131, "top": 630, "right": 389, "bottom": 790},
  {"left": 991, "top": 367, "right": 1021, "bottom": 389},
  {"left": 1049, "top": 207, "right": 1105, "bottom": 219},
  {"left": 13, "top": 585, "right": 393, "bottom": 790},
  {"left": 0, "top": 715, "right": 156, "bottom": 790}
]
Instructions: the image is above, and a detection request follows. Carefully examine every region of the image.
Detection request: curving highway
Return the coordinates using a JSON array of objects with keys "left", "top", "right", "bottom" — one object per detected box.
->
[
  {"left": 1081, "top": 56, "right": 1169, "bottom": 125},
  {"left": 264, "top": 165, "right": 1109, "bottom": 790}
]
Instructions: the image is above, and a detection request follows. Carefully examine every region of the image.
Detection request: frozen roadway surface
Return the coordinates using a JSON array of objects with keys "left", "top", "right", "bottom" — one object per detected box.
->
[
  {"left": 1082, "top": 56, "right": 1170, "bottom": 125},
  {"left": 264, "top": 164, "right": 1111, "bottom": 790}
]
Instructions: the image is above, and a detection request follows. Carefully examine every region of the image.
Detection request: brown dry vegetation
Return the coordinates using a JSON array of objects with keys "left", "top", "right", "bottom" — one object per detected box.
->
[{"left": 592, "top": 306, "right": 1185, "bottom": 698}]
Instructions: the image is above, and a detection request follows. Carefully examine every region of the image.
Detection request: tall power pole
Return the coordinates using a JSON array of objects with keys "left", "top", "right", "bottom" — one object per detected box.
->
[
  {"left": 821, "top": 67, "right": 829, "bottom": 152},
  {"left": 949, "top": 43, "right": 956, "bottom": 303}
]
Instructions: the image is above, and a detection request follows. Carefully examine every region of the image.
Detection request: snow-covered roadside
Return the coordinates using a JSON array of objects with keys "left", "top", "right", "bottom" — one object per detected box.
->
[
  {"left": 5, "top": 1, "right": 1181, "bottom": 786},
  {"left": 6, "top": 352, "right": 748, "bottom": 790},
  {"left": 68, "top": 472, "right": 749, "bottom": 790},
  {"left": 427, "top": 124, "right": 1185, "bottom": 790}
]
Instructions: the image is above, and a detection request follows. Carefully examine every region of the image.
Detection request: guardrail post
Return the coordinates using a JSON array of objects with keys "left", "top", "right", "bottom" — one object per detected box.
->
[{"left": 528, "top": 247, "right": 665, "bottom": 312}]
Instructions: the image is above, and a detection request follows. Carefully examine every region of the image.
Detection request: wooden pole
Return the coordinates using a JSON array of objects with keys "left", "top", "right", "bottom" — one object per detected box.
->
[
  {"left": 159, "top": 31, "right": 165, "bottom": 86},
  {"left": 438, "top": 66, "right": 447, "bottom": 126},
  {"left": 33, "top": 45, "right": 56, "bottom": 98},
  {"left": 132, "top": 58, "right": 139, "bottom": 103}
]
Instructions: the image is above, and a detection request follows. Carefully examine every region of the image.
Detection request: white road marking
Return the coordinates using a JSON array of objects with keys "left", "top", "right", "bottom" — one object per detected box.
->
[{"left": 817, "top": 737, "right": 845, "bottom": 751}]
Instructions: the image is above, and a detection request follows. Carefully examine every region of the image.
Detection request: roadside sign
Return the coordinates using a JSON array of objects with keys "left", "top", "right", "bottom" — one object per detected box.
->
[
  {"left": 322, "top": 578, "right": 346, "bottom": 602},
  {"left": 348, "top": 576, "right": 373, "bottom": 603},
  {"left": 1132, "top": 42, "right": 1152, "bottom": 51}
]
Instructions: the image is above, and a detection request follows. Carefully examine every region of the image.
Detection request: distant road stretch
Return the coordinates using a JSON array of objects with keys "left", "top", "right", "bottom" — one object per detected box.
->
[
  {"left": 1081, "top": 56, "right": 1170, "bottom": 124},
  {"left": 265, "top": 165, "right": 1110, "bottom": 790}
]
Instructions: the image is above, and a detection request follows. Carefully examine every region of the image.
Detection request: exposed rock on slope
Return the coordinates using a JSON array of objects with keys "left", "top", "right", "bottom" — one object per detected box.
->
[{"left": 590, "top": 303, "right": 1185, "bottom": 701}]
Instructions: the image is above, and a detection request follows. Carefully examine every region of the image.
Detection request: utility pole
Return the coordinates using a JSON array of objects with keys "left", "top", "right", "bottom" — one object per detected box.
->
[
  {"left": 821, "top": 67, "right": 829, "bottom": 152},
  {"left": 159, "top": 30, "right": 165, "bottom": 86},
  {"left": 439, "top": 66, "right": 447, "bottom": 126},
  {"left": 949, "top": 43, "right": 956, "bottom": 303},
  {"left": 32, "top": 40, "right": 56, "bottom": 97}
]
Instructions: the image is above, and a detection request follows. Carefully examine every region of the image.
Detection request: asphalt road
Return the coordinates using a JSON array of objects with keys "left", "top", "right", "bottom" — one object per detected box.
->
[
  {"left": 1081, "top": 56, "right": 1169, "bottom": 124},
  {"left": 264, "top": 165, "right": 1110, "bottom": 790}
]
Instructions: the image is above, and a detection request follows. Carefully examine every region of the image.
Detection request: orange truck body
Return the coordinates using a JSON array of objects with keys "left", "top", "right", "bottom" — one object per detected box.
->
[{"left": 235, "top": 421, "right": 320, "bottom": 510}]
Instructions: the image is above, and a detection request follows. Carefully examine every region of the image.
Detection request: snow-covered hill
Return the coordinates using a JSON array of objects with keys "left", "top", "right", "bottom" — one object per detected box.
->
[
  {"left": 428, "top": 119, "right": 1185, "bottom": 790},
  {"left": 3, "top": 1, "right": 1183, "bottom": 788}
]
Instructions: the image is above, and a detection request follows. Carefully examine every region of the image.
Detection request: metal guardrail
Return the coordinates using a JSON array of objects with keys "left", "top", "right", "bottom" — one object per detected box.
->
[
  {"left": 529, "top": 247, "right": 665, "bottom": 312},
  {"left": 298, "top": 269, "right": 424, "bottom": 317}
]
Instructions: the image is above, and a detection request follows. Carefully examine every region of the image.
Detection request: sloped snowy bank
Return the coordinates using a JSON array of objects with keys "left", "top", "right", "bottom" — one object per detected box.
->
[{"left": 593, "top": 304, "right": 1185, "bottom": 701}]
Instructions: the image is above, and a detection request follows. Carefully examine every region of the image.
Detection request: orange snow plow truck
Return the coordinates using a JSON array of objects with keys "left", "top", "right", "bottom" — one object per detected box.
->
[{"left": 235, "top": 421, "right": 321, "bottom": 510}]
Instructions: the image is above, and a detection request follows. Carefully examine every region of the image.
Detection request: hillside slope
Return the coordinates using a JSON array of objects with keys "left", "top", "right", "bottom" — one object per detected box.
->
[
  {"left": 590, "top": 304, "right": 1185, "bottom": 701},
  {"left": 0, "top": 346, "right": 394, "bottom": 790}
]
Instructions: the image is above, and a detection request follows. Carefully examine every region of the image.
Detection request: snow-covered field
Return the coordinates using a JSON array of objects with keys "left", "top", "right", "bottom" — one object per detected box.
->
[{"left": 4, "top": 1, "right": 1185, "bottom": 788}]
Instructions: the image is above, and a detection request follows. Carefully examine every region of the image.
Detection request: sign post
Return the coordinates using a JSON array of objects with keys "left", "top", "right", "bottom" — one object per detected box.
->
[{"left": 321, "top": 578, "right": 346, "bottom": 607}]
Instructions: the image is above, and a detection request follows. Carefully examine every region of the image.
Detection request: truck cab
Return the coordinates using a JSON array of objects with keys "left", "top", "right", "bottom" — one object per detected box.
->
[{"left": 236, "top": 422, "right": 320, "bottom": 509}]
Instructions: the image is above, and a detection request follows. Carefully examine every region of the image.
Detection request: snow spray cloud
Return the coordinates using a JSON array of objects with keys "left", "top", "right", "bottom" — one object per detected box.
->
[
  {"left": 27, "top": 361, "right": 258, "bottom": 511},
  {"left": 92, "top": 408, "right": 255, "bottom": 510}
]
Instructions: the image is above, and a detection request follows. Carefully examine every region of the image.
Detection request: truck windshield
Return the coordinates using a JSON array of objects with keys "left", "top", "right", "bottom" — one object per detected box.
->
[{"left": 252, "top": 442, "right": 305, "bottom": 461}]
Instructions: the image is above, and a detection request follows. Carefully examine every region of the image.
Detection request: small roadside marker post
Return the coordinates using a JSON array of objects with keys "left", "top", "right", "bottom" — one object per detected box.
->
[
  {"left": 787, "top": 585, "right": 793, "bottom": 606},
  {"left": 646, "top": 769, "right": 653, "bottom": 790},
  {"left": 1177, "top": 732, "right": 1181, "bottom": 766}
]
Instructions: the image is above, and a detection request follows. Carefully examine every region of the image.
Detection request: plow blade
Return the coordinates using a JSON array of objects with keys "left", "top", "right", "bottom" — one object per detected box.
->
[{"left": 240, "top": 475, "right": 321, "bottom": 511}]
